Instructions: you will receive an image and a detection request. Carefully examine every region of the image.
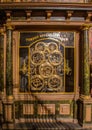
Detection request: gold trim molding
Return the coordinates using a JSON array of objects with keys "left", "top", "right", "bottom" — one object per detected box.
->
[
  {"left": 80, "top": 94, "right": 91, "bottom": 100},
  {"left": 7, "top": 95, "right": 14, "bottom": 101}
]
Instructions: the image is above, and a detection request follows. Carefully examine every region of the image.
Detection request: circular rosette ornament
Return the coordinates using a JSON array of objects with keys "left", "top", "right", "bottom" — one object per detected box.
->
[
  {"left": 49, "top": 51, "right": 63, "bottom": 66},
  {"left": 48, "top": 42, "right": 58, "bottom": 52},
  {"left": 48, "top": 75, "right": 62, "bottom": 90},
  {"left": 31, "top": 75, "right": 44, "bottom": 90},
  {"left": 39, "top": 63, "right": 53, "bottom": 78},
  {"left": 35, "top": 42, "right": 45, "bottom": 51},
  {"left": 31, "top": 51, "right": 44, "bottom": 65}
]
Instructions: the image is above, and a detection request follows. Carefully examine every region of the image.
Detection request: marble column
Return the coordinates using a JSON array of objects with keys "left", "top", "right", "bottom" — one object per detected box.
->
[
  {"left": 2, "top": 24, "right": 14, "bottom": 129},
  {"left": 78, "top": 25, "right": 91, "bottom": 127},
  {"left": 0, "top": 28, "right": 4, "bottom": 128},
  {"left": 0, "top": 28, "right": 4, "bottom": 92},
  {"left": 6, "top": 25, "right": 13, "bottom": 96},
  {"left": 81, "top": 25, "right": 90, "bottom": 98}
]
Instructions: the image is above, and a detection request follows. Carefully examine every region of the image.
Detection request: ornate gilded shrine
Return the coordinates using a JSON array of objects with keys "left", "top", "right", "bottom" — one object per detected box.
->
[
  {"left": 19, "top": 32, "right": 74, "bottom": 93},
  {"left": 0, "top": 0, "right": 92, "bottom": 130}
]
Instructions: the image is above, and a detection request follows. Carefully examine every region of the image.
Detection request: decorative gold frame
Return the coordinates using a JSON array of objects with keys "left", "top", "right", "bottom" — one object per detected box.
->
[{"left": 18, "top": 31, "right": 76, "bottom": 94}]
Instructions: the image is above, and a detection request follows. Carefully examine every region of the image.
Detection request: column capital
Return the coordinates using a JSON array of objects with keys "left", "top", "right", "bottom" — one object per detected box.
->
[
  {"left": 0, "top": 28, "right": 4, "bottom": 35},
  {"left": 5, "top": 23, "right": 14, "bottom": 30},
  {"left": 81, "top": 24, "right": 92, "bottom": 30}
]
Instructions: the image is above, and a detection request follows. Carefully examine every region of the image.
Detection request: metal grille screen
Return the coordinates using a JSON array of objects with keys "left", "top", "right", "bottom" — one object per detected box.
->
[{"left": 19, "top": 32, "right": 75, "bottom": 92}]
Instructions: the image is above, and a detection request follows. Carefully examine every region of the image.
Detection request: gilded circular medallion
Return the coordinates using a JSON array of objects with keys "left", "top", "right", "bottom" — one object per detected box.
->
[
  {"left": 49, "top": 51, "right": 63, "bottom": 66},
  {"left": 39, "top": 63, "right": 53, "bottom": 78},
  {"left": 31, "top": 51, "right": 44, "bottom": 65},
  {"left": 48, "top": 75, "right": 62, "bottom": 90},
  {"left": 31, "top": 75, "right": 44, "bottom": 90},
  {"left": 35, "top": 42, "right": 45, "bottom": 51},
  {"left": 48, "top": 42, "right": 58, "bottom": 51}
]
